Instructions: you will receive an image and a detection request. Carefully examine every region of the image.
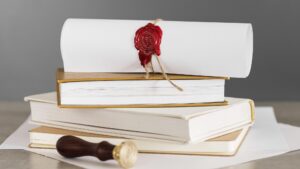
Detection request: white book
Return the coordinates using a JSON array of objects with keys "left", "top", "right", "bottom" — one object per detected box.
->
[
  {"left": 25, "top": 92, "right": 255, "bottom": 143},
  {"left": 56, "top": 70, "right": 227, "bottom": 108},
  {"left": 29, "top": 126, "right": 250, "bottom": 156}
]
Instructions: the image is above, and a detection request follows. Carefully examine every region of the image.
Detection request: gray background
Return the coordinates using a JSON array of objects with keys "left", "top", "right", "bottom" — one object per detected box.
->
[{"left": 0, "top": 0, "right": 299, "bottom": 101}]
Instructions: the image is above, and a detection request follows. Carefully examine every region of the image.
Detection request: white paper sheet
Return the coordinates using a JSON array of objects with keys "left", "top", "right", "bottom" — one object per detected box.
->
[
  {"left": 1, "top": 107, "right": 300, "bottom": 169},
  {"left": 61, "top": 19, "right": 253, "bottom": 78}
]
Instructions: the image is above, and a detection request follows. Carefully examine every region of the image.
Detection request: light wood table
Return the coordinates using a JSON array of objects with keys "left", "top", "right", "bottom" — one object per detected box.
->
[{"left": 0, "top": 101, "right": 300, "bottom": 169}]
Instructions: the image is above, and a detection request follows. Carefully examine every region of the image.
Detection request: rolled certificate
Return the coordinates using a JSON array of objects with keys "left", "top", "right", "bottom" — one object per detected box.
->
[{"left": 61, "top": 19, "right": 253, "bottom": 78}]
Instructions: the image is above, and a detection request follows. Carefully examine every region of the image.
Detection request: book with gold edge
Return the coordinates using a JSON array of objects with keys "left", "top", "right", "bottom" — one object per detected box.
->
[
  {"left": 56, "top": 69, "right": 229, "bottom": 108},
  {"left": 29, "top": 126, "right": 250, "bottom": 156},
  {"left": 25, "top": 92, "right": 254, "bottom": 143}
]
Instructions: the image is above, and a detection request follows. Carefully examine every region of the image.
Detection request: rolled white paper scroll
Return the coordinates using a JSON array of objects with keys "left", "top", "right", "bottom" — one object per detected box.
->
[{"left": 61, "top": 19, "right": 253, "bottom": 78}]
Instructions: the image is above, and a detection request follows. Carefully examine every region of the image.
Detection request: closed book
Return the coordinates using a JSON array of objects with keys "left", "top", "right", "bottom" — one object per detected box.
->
[
  {"left": 29, "top": 126, "right": 250, "bottom": 156},
  {"left": 25, "top": 92, "right": 255, "bottom": 143},
  {"left": 56, "top": 69, "right": 228, "bottom": 108}
]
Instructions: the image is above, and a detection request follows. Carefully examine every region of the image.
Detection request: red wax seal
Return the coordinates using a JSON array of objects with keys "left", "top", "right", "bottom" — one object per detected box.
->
[{"left": 134, "top": 23, "right": 162, "bottom": 67}]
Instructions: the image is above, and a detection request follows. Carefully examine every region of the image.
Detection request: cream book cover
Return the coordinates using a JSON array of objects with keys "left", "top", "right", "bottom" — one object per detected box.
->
[{"left": 30, "top": 126, "right": 250, "bottom": 156}]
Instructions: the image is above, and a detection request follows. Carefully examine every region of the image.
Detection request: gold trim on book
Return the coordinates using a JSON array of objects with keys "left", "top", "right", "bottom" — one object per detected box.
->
[
  {"left": 56, "top": 70, "right": 62, "bottom": 106},
  {"left": 57, "top": 101, "right": 228, "bottom": 109},
  {"left": 56, "top": 68, "right": 229, "bottom": 83},
  {"left": 248, "top": 100, "right": 255, "bottom": 122}
]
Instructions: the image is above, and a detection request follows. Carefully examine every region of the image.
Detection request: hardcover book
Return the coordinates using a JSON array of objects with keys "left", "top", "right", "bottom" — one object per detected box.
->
[
  {"left": 25, "top": 92, "right": 255, "bottom": 143},
  {"left": 56, "top": 69, "right": 228, "bottom": 108},
  {"left": 29, "top": 126, "right": 250, "bottom": 156}
]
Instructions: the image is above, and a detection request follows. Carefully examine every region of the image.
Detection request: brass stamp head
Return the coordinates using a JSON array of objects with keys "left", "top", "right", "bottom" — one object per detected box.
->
[{"left": 113, "top": 141, "right": 138, "bottom": 169}]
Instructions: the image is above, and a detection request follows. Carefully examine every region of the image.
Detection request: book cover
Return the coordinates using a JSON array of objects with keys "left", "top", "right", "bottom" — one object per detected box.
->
[{"left": 29, "top": 126, "right": 250, "bottom": 156}]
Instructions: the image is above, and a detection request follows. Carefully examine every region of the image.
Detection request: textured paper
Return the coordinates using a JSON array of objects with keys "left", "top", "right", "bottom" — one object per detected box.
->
[
  {"left": 2, "top": 107, "right": 300, "bottom": 169},
  {"left": 61, "top": 19, "right": 253, "bottom": 78}
]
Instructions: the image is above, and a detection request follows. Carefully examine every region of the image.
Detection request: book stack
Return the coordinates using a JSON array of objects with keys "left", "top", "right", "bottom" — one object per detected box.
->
[{"left": 25, "top": 19, "right": 254, "bottom": 157}]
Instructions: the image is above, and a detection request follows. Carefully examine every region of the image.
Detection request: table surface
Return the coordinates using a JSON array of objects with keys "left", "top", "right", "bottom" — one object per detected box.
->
[{"left": 1, "top": 101, "right": 300, "bottom": 169}]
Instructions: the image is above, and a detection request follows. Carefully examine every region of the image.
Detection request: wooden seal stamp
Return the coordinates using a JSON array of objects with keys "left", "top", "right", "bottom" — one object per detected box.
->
[{"left": 56, "top": 135, "right": 138, "bottom": 168}]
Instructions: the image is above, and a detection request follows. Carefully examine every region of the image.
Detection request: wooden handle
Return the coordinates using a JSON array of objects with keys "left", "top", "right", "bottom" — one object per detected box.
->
[
  {"left": 56, "top": 135, "right": 138, "bottom": 168},
  {"left": 56, "top": 135, "right": 115, "bottom": 161}
]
